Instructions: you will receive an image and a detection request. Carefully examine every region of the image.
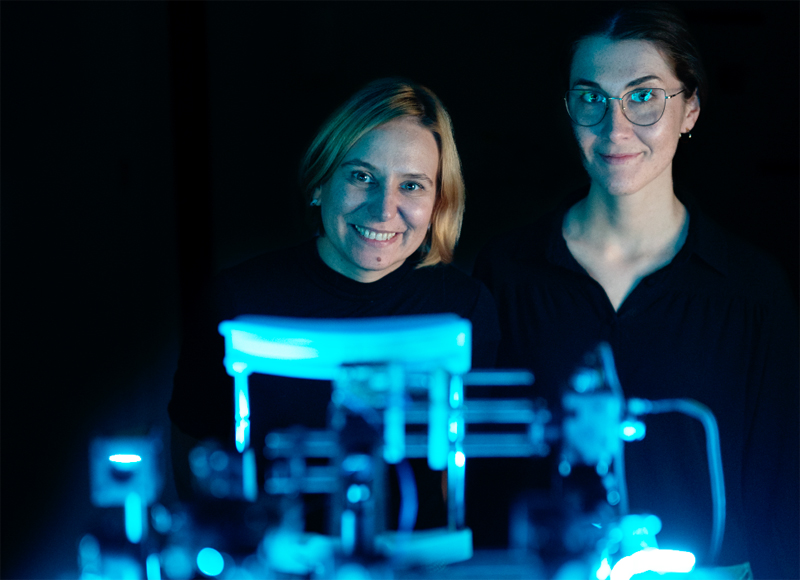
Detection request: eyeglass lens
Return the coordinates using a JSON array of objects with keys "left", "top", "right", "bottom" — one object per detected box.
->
[{"left": 565, "top": 88, "right": 668, "bottom": 127}]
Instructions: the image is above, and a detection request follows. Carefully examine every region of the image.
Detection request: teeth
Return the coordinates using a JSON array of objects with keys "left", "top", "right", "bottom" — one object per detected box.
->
[{"left": 354, "top": 225, "right": 397, "bottom": 241}]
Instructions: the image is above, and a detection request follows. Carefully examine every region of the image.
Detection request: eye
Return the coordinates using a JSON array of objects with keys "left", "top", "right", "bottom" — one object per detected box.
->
[
  {"left": 402, "top": 182, "right": 424, "bottom": 192},
  {"left": 351, "top": 171, "right": 373, "bottom": 183},
  {"left": 580, "top": 91, "right": 605, "bottom": 104},
  {"left": 630, "top": 89, "right": 654, "bottom": 103}
]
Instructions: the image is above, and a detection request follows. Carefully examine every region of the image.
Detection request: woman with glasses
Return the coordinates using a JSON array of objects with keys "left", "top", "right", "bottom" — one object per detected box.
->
[{"left": 474, "top": 4, "right": 798, "bottom": 578}]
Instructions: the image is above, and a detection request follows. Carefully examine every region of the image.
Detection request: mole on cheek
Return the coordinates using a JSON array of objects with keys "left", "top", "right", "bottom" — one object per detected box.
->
[{"left": 377, "top": 257, "right": 382, "bottom": 262}]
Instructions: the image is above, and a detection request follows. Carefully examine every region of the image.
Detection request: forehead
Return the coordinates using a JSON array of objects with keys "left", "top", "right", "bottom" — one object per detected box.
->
[
  {"left": 570, "top": 37, "right": 678, "bottom": 89},
  {"left": 346, "top": 117, "right": 438, "bottom": 161}
]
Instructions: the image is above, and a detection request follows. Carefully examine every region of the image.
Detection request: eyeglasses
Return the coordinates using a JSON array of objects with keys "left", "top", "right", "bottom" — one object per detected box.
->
[{"left": 564, "top": 87, "right": 686, "bottom": 127}]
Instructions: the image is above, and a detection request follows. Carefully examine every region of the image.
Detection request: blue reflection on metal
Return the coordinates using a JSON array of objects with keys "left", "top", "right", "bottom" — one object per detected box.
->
[
  {"left": 609, "top": 548, "right": 695, "bottom": 580},
  {"left": 146, "top": 553, "right": 161, "bottom": 580},
  {"left": 109, "top": 454, "right": 142, "bottom": 464},
  {"left": 124, "top": 492, "right": 143, "bottom": 544},
  {"left": 196, "top": 547, "right": 224, "bottom": 577},
  {"left": 619, "top": 420, "right": 645, "bottom": 442},
  {"left": 454, "top": 451, "right": 465, "bottom": 468},
  {"left": 595, "top": 557, "right": 612, "bottom": 580}
]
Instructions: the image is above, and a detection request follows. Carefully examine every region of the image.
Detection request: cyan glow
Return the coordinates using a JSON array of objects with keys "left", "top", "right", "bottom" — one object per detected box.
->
[
  {"left": 596, "top": 557, "right": 611, "bottom": 580},
  {"left": 219, "top": 314, "right": 472, "bottom": 381},
  {"left": 124, "top": 492, "right": 143, "bottom": 544},
  {"left": 230, "top": 330, "right": 320, "bottom": 361},
  {"left": 453, "top": 392, "right": 460, "bottom": 402},
  {"left": 235, "top": 418, "right": 248, "bottom": 452},
  {"left": 146, "top": 553, "right": 161, "bottom": 580},
  {"left": 454, "top": 451, "right": 465, "bottom": 468},
  {"left": 238, "top": 391, "right": 249, "bottom": 418},
  {"left": 428, "top": 370, "right": 449, "bottom": 470},
  {"left": 109, "top": 454, "right": 142, "bottom": 464},
  {"left": 347, "top": 484, "right": 371, "bottom": 504},
  {"left": 232, "top": 361, "right": 247, "bottom": 373},
  {"left": 341, "top": 509, "right": 356, "bottom": 556},
  {"left": 610, "top": 549, "right": 695, "bottom": 580},
  {"left": 150, "top": 503, "right": 172, "bottom": 534},
  {"left": 196, "top": 547, "right": 224, "bottom": 577},
  {"left": 242, "top": 449, "right": 257, "bottom": 502},
  {"left": 449, "top": 421, "right": 458, "bottom": 435},
  {"left": 619, "top": 420, "right": 646, "bottom": 442},
  {"left": 384, "top": 405, "right": 404, "bottom": 464}
]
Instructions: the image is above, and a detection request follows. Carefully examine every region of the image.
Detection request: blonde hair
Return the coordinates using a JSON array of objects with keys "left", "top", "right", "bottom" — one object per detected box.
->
[{"left": 299, "top": 78, "right": 465, "bottom": 267}]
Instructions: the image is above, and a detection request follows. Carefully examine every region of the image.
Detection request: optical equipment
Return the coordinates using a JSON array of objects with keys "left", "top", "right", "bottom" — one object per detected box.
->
[
  {"left": 564, "top": 87, "right": 686, "bottom": 127},
  {"left": 79, "top": 315, "right": 728, "bottom": 579}
]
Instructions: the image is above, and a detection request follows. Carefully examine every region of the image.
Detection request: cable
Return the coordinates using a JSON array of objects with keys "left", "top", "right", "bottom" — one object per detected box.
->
[
  {"left": 395, "top": 459, "right": 418, "bottom": 533},
  {"left": 629, "top": 398, "right": 726, "bottom": 564}
]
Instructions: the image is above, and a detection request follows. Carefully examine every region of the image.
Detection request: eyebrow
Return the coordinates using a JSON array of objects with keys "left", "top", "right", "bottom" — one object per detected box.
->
[
  {"left": 342, "top": 159, "right": 434, "bottom": 186},
  {"left": 572, "top": 75, "right": 664, "bottom": 90}
]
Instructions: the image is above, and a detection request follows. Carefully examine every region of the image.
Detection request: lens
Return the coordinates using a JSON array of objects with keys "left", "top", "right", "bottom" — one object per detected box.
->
[
  {"left": 623, "top": 88, "right": 667, "bottom": 126},
  {"left": 565, "top": 90, "right": 606, "bottom": 127}
]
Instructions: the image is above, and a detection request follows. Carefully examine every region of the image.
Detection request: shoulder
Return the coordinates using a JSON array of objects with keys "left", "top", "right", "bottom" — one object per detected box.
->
[
  {"left": 408, "top": 262, "right": 492, "bottom": 306},
  {"left": 216, "top": 240, "right": 315, "bottom": 293},
  {"left": 692, "top": 215, "right": 795, "bottom": 310},
  {"left": 473, "top": 210, "right": 562, "bottom": 290},
  {"left": 210, "top": 240, "right": 317, "bottom": 315}
]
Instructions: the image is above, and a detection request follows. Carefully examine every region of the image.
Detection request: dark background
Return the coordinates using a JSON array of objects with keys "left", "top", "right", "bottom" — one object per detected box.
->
[{"left": 2, "top": 2, "right": 797, "bottom": 578}]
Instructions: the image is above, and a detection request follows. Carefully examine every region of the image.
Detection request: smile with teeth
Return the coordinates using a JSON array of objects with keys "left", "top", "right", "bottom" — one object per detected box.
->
[{"left": 353, "top": 224, "right": 398, "bottom": 241}]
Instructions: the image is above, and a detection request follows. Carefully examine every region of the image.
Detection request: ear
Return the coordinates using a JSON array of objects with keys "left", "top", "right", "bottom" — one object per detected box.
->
[
  {"left": 312, "top": 186, "right": 322, "bottom": 205},
  {"left": 682, "top": 89, "right": 701, "bottom": 133}
]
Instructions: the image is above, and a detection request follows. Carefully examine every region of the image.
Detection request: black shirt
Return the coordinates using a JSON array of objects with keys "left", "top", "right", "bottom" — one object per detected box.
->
[
  {"left": 169, "top": 238, "right": 501, "bottom": 530},
  {"left": 473, "top": 191, "right": 799, "bottom": 578}
]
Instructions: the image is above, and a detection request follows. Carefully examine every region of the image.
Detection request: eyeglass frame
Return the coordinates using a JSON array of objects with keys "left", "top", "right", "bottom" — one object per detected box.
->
[{"left": 564, "top": 87, "right": 687, "bottom": 127}]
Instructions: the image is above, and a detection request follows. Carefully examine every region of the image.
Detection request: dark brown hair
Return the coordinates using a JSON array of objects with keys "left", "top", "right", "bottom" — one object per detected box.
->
[{"left": 569, "top": 3, "right": 707, "bottom": 105}]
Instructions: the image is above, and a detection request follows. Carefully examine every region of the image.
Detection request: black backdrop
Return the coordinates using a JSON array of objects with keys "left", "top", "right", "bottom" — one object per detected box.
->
[{"left": 2, "top": 2, "right": 797, "bottom": 578}]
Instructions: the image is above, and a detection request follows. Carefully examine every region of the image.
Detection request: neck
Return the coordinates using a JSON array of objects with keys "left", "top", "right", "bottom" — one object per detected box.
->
[{"left": 568, "top": 174, "right": 686, "bottom": 252}]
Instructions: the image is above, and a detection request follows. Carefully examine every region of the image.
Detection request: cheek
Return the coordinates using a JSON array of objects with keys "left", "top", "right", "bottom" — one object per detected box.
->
[{"left": 409, "top": 198, "right": 436, "bottom": 229}]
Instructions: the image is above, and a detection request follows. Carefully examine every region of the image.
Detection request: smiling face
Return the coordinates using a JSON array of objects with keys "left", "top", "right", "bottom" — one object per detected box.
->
[
  {"left": 569, "top": 37, "right": 700, "bottom": 198},
  {"left": 313, "top": 116, "right": 439, "bottom": 283}
]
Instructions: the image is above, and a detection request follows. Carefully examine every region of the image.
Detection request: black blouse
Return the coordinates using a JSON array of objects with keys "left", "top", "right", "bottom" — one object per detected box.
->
[{"left": 473, "top": 190, "right": 799, "bottom": 578}]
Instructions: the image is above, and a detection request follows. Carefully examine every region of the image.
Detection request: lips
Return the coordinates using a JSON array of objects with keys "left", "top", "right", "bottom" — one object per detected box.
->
[
  {"left": 600, "top": 152, "right": 641, "bottom": 165},
  {"left": 352, "top": 224, "right": 399, "bottom": 241}
]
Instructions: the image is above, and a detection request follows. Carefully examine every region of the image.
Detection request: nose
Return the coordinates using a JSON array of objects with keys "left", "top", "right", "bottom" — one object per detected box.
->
[
  {"left": 603, "top": 98, "right": 633, "bottom": 142},
  {"left": 368, "top": 183, "right": 399, "bottom": 222}
]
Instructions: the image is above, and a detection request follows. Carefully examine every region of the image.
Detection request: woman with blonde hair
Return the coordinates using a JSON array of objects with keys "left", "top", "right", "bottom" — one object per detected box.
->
[{"left": 170, "top": 77, "right": 499, "bottom": 530}]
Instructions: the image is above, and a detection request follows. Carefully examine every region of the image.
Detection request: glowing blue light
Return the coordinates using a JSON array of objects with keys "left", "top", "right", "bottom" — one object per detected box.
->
[
  {"left": 456, "top": 332, "right": 466, "bottom": 347},
  {"left": 620, "top": 420, "right": 646, "bottom": 442},
  {"left": 453, "top": 392, "right": 460, "bottom": 402},
  {"left": 235, "top": 419, "right": 248, "bottom": 452},
  {"left": 146, "top": 553, "right": 161, "bottom": 580},
  {"left": 449, "top": 421, "right": 458, "bottom": 435},
  {"left": 231, "top": 330, "right": 320, "bottom": 361},
  {"left": 610, "top": 549, "right": 695, "bottom": 580},
  {"left": 124, "top": 492, "right": 143, "bottom": 544},
  {"left": 596, "top": 557, "right": 611, "bottom": 580},
  {"left": 109, "top": 454, "right": 142, "bottom": 464},
  {"left": 196, "top": 547, "right": 225, "bottom": 577},
  {"left": 347, "top": 484, "right": 360, "bottom": 503},
  {"left": 242, "top": 449, "right": 257, "bottom": 502},
  {"left": 232, "top": 361, "right": 247, "bottom": 373},
  {"left": 238, "top": 391, "right": 249, "bottom": 418},
  {"left": 341, "top": 510, "right": 356, "bottom": 556},
  {"left": 454, "top": 451, "right": 465, "bottom": 468}
]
